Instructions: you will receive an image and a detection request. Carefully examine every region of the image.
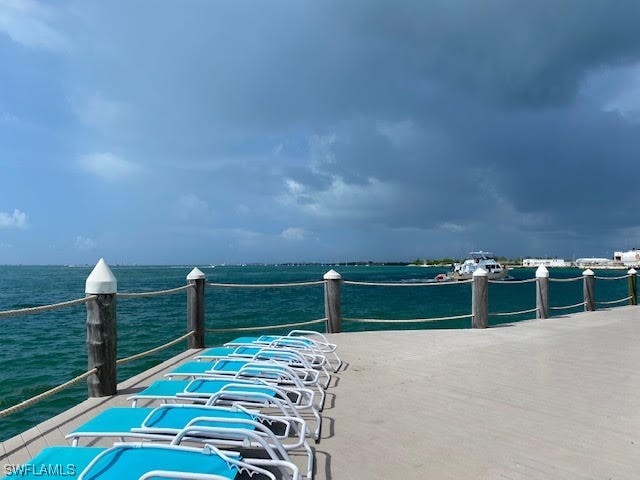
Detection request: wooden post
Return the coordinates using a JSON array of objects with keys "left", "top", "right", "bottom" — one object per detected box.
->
[
  {"left": 536, "top": 265, "right": 549, "bottom": 319},
  {"left": 324, "top": 269, "right": 342, "bottom": 333},
  {"left": 628, "top": 268, "right": 637, "bottom": 306},
  {"left": 583, "top": 268, "right": 595, "bottom": 311},
  {"left": 472, "top": 267, "right": 488, "bottom": 328},
  {"left": 85, "top": 258, "right": 117, "bottom": 397},
  {"left": 187, "top": 267, "right": 206, "bottom": 349}
]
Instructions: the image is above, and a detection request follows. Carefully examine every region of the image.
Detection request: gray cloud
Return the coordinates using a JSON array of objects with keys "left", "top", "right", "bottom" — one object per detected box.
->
[{"left": 4, "top": 0, "right": 640, "bottom": 263}]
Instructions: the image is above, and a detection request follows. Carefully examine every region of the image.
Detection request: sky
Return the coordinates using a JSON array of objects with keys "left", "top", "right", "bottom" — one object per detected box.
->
[{"left": 1, "top": 0, "right": 640, "bottom": 265}]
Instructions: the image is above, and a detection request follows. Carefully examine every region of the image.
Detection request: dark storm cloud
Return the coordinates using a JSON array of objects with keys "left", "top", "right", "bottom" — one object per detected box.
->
[
  {"left": 248, "top": 0, "right": 640, "bottom": 256},
  {"left": 338, "top": 0, "right": 640, "bottom": 106},
  {"left": 68, "top": 0, "right": 640, "bottom": 129},
  {"left": 7, "top": 0, "right": 639, "bottom": 263}
]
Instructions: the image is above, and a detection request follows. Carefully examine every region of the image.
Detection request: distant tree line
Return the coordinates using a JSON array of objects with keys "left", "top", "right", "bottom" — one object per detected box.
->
[
  {"left": 411, "top": 257, "right": 522, "bottom": 266},
  {"left": 410, "top": 258, "right": 457, "bottom": 266}
]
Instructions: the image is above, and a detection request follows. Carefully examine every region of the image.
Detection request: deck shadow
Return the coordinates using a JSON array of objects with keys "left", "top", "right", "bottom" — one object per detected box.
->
[{"left": 314, "top": 450, "right": 333, "bottom": 480}]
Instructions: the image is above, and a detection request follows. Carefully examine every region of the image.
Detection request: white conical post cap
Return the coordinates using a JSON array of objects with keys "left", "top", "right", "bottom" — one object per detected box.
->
[
  {"left": 187, "top": 267, "right": 206, "bottom": 280},
  {"left": 324, "top": 269, "right": 342, "bottom": 280},
  {"left": 535, "top": 265, "right": 550, "bottom": 278},
  {"left": 473, "top": 267, "right": 488, "bottom": 277},
  {"left": 628, "top": 268, "right": 637, "bottom": 275},
  {"left": 582, "top": 268, "right": 595, "bottom": 276},
  {"left": 85, "top": 258, "right": 117, "bottom": 294}
]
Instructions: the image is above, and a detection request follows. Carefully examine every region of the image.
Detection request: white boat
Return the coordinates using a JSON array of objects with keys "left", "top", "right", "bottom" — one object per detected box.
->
[{"left": 441, "top": 251, "right": 509, "bottom": 281}]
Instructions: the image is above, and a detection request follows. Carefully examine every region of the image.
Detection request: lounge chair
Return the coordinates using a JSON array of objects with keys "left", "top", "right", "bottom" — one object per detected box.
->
[
  {"left": 224, "top": 330, "right": 341, "bottom": 372},
  {"left": 164, "top": 359, "right": 326, "bottom": 411},
  {"left": 128, "top": 378, "right": 321, "bottom": 440},
  {"left": 0, "top": 443, "right": 299, "bottom": 480},
  {"left": 195, "top": 347, "right": 331, "bottom": 382},
  {"left": 66, "top": 405, "right": 313, "bottom": 479},
  {"left": 167, "top": 358, "right": 330, "bottom": 392}
]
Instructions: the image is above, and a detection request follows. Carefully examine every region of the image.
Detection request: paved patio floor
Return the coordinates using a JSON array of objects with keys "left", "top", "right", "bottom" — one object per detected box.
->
[{"left": 3, "top": 306, "right": 640, "bottom": 479}]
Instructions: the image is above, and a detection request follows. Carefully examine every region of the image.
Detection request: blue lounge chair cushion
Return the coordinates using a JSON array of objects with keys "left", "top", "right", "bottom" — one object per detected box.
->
[
  {"left": 198, "top": 346, "right": 238, "bottom": 357},
  {"left": 86, "top": 445, "right": 240, "bottom": 479},
  {"left": 0, "top": 446, "right": 104, "bottom": 479},
  {"left": 72, "top": 408, "right": 152, "bottom": 434},
  {"left": 136, "top": 379, "right": 192, "bottom": 396},
  {"left": 7, "top": 445, "right": 242, "bottom": 480},
  {"left": 71, "top": 406, "right": 256, "bottom": 438},
  {"left": 171, "top": 360, "right": 287, "bottom": 377},
  {"left": 233, "top": 346, "right": 261, "bottom": 355},
  {"left": 171, "top": 361, "right": 213, "bottom": 375},
  {"left": 142, "top": 405, "right": 255, "bottom": 430},
  {"left": 185, "top": 379, "right": 278, "bottom": 397},
  {"left": 226, "top": 336, "right": 263, "bottom": 345},
  {"left": 133, "top": 379, "right": 278, "bottom": 399},
  {"left": 213, "top": 359, "right": 287, "bottom": 374}
]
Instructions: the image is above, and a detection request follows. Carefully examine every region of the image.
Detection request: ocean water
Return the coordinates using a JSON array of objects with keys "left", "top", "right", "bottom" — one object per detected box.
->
[{"left": 0, "top": 264, "right": 633, "bottom": 441}]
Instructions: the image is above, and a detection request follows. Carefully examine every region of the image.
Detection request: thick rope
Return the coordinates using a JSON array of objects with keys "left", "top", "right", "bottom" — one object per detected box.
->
[
  {"left": 596, "top": 296, "right": 633, "bottom": 306},
  {"left": 206, "top": 280, "right": 324, "bottom": 288},
  {"left": 343, "top": 279, "right": 473, "bottom": 286},
  {"left": 550, "top": 301, "right": 586, "bottom": 310},
  {"left": 206, "top": 318, "right": 326, "bottom": 333},
  {"left": 0, "top": 296, "right": 97, "bottom": 318},
  {"left": 117, "top": 284, "right": 192, "bottom": 298},
  {"left": 0, "top": 368, "right": 98, "bottom": 419},
  {"left": 549, "top": 276, "right": 584, "bottom": 283},
  {"left": 594, "top": 275, "right": 629, "bottom": 281},
  {"left": 344, "top": 313, "right": 472, "bottom": 323},
  {"left": 490, "top": 307, "right": 539, "bottom": 317},
  {"left": 489, "top": 277, "right": 537, "bottom": 284},
  {"left": 116, "top": 331, "right": 195, "bottom": 365}
]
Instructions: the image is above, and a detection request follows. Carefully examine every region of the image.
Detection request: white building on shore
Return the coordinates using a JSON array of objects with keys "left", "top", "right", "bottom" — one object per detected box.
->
[
  {"left": 521, "top": 249, "right": 639, "bottom": 269},
  {"left": 614, "top": 249, "right": 640, "bottom": 267},
  {"left": 574, "top": 249, "right": 640, "bottom": 269}
]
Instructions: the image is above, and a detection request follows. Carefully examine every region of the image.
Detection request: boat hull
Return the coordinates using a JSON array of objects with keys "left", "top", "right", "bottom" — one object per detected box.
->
[{"left": 445, "top": 268, "right": 509, "bottom": 281}]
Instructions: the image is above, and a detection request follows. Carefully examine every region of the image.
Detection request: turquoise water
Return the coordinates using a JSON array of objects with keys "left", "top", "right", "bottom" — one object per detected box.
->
[{"left": 0, "top": 264, "right": 633, "bottom": 441}]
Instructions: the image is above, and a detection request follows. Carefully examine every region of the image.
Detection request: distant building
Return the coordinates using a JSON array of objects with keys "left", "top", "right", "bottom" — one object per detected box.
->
[
  {"left": 614, "top": 249, "right": 640, "bottom": 267},
  {"left": 574, "top": 257, "right": 620, "bottom": 268},
  {"left": 522, "top": 258, "right": 569, "bottom": 267}
]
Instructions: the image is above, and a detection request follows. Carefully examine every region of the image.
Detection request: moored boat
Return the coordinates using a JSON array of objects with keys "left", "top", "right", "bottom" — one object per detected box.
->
[{"left": 441, "top": 251, "right": 508, "bottom": 281}]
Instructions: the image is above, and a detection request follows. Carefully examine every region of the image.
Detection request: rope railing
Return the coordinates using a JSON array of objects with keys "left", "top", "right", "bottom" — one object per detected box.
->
[
  {"left": 489, "top": 307, "right": 539, "bottom": 317},
  {"left": 488, "top": 277, "right": 537, "bottom": 284},
  {"left": 549, "top": 276, "right": 583, "bottom": 283},
  {"left": 596, "top": 296, "right": 633, "bottom": 306},
  {"left": 0, "top": 367, "right": 98, "bottom": 419},
  {"left": 116, "top": 331, "right": 195, "bottom": 366},
  {"left": 550, "top": 301, "right": 587, "bottom": 310},
  {"left": 117, "top": 284, "right": 192, "bottom": 298},
  {"left": 206, "top": 318, "right": 326, "bottom": 333},
  {"left": 343, "top": 279, "right": 473, "bottom": 286},
  {"left": 594, "top": 274, "right": 630, "bottom": 281},
  {"left": 206, "top": 281, "right": 324, "bottom": 288},
  {"left": 344, "top": 313, "right": 472, "bottom": 324},
  {"left": 0, "top": 295, "right": 97, "bottom": 319}
]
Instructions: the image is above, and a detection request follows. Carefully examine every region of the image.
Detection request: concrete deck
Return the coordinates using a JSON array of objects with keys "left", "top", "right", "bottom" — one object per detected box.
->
[{"left": 2, "top": 306, "right": 640, "bottom": 479}]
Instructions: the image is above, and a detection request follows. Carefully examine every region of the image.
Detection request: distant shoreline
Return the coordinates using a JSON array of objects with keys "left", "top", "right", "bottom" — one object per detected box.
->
[{"left": 0, "top": 262, "right": 636, "bottom": 270}]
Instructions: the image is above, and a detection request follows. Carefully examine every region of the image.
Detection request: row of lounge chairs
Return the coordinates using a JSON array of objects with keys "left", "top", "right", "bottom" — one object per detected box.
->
[{"left": 3, "top": 330, "right": 341, "bottom": 480}]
